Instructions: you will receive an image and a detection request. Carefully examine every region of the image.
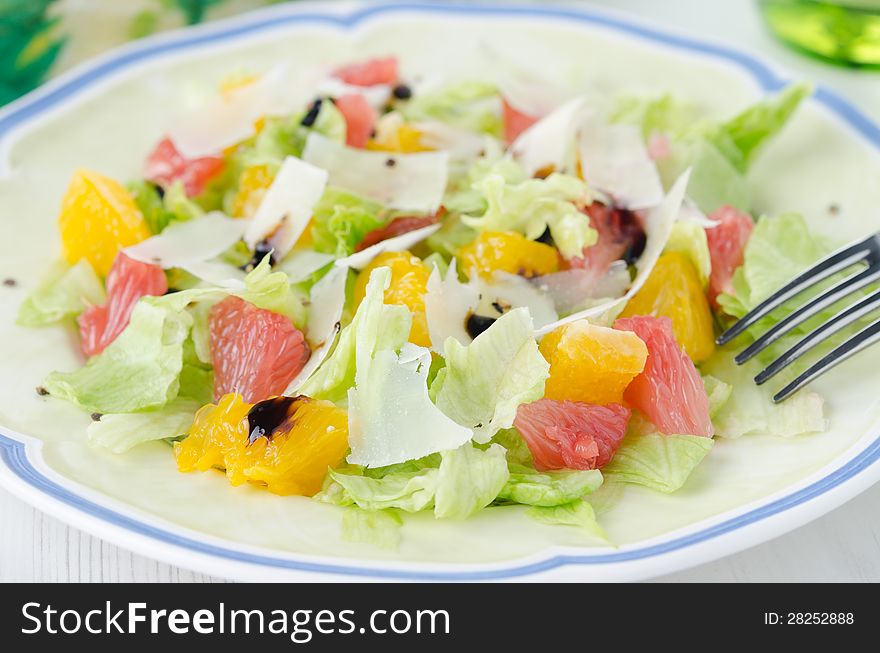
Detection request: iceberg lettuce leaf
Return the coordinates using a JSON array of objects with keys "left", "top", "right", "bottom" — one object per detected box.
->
[
  {"left": 16, "top": 259, "right": 106, "bottom": 327},
  {"left": 602, "top": 433, "right": 714, "bottom": 493}
]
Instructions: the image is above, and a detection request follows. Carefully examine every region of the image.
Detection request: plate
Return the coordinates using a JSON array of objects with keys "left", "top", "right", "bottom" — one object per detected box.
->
[{"left": 1, "top": 1, "right": 879, "bottom": 582}]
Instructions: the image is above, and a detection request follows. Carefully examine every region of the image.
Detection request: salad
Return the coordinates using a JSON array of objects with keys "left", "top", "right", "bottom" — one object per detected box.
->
[{"left": 17, "top": 55, "right": 834, "bottom": 548}]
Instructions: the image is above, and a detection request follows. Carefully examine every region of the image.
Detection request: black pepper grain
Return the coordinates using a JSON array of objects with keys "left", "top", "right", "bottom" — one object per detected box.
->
[
  {"left": 392, "top": 84, "right": 412, "bottom": 100},
  {"left": 36, "top": 386, "right": 49, "bottom": 396},
  {"left": 2, "top": 278, "right": 16, "bottom": 287}
]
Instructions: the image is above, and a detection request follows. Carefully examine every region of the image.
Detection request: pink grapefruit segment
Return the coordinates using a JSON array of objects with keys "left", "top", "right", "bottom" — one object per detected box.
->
[
  {"left": 78, "top": 252, "right": 168, "bottom": 357},
  {"left": 514, "top": 399, "right": 631, "bottom": 470},
  {"left": 209, "top": 296, "right": 310, "bottom": 403},
  {"left": 144, "top": 137, "right": 225, "bottom": 198},
  {"left": 705, "top": 205, "right": 754, "bottom": 310},
  {"left": 613, "top": 315, "right": 713, "bottom": 437}
]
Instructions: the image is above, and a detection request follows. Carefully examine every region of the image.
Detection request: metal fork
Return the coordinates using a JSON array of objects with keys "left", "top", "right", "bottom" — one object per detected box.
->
[{"left": 716, "top": 231, "right": 880, "bottom": 403}]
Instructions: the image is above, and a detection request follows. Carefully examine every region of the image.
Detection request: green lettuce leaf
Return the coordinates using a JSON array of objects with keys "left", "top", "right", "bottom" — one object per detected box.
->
[
  {"left": 526, "top": 500, "right": 609, "bottom": 543},
  {"left": 129, "top": 180, "right": 172, "bottom": 234},
  {"left": 163, "top": 180, "right": 205, "bottom": 223},
  {"left": 658, "top": 136, "right": 750, "bottom": 213},
  {"left": 701, "top": 350, "right": 826, "bottom": 439},
  {"left": 718, "top": 213, "right": 826, "bottom": 319},
  {"left": 498, "top": 465, "right": 603, "bottom": 507},
  {"left": 602, "top": 433, "right": 714, "bottom": 493},
  {"left": 16, "top": 259, "right": 106, "bottom": 327},
  {"left": 319, "top": 467, "right": 438, "bottom": 512},
  {"left": 461, "top": 172, "right": 595, "bottom": 259},
  {"left": 87, "top": 397, "right": 200, "bottom": 453},
  {"left": 341, "top": 507, "right": 403, "bottom": 550},
  {"left": 43, "top": 299, "right": 192, "bottom": 413},
  {"left": 310, "top": 187, "right": 386, "bottom": 257},
  {"left": 299, "top": 266, "right": 410, "bottom": 403},
  {"left": 401, "top": 80, "right": 502, "bottom": 136},
  {"left": 432, "top": 307, "right": 549, "bottom": 443},
  {"left": 612, "top": 93, "right": 699, "bottom": 141},
  {"left": 702, "top": 374, "right": 733, "bottom": 419},
  {"left": 443, "top": 143, "right": 527, "bottom": 215},
  {"left": 664, "top": 220, "right": 712, "bottom": 286},
  {"left": 434, "top": 442, "right": 509, "bottom": 519},
  {"left": 239, "top": 255, "right": 306, "bottom": 328},
  {"left": 706, "top": 82, "right": 812, "bottom": 173}
]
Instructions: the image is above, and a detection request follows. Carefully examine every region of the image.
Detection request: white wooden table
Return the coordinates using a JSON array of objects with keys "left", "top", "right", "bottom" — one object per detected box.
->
[{"left": 2, "top": 0, "right": 880, "bottom": 583}]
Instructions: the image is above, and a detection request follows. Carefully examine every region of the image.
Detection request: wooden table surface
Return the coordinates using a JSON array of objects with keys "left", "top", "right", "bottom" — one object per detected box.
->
[{"left": 1, "top": 0, "right": 879, "bottom": 583}]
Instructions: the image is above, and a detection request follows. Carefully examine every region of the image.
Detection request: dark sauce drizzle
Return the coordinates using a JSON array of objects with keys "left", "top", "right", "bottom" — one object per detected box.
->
[{"left": 246, "top": 396, "right": 310, "bottom": 445}]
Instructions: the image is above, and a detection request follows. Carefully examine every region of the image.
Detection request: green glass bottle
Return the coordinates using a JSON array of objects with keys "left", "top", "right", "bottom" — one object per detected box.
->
[{"left": 759, "top": 0, "right": 880, "bottom": 68}]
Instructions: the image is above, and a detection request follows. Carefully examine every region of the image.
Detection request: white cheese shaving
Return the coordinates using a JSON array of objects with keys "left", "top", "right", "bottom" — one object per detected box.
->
[
  {"left": 277, "top": 250, "right": 335, "bottom": 283},
  {"left": 334, "top": 224, "right": 441, "bottom": 271},
  {"left": 579, "top": 118, "right": 664, "bottom": 210},
  {"left": 124, "top": 212, "right": 247, "bottom": 268},
  {"left": 509, "top": 96, "right": 588, "bottom": 176},
  {"left": 424, "top": 260, "right": 480, "bottom": 352},
  {"left": 243, "top": 155, "right": 328, "bottom": 259},
  {"left": 302, "top": 133, "right": 449, "bottom": 213},
  {"left": 346, "top": 344, "right": 472, "bottom": 468},
  {"left": 284, "top": 266, "right": 348, "bottom": 395}
]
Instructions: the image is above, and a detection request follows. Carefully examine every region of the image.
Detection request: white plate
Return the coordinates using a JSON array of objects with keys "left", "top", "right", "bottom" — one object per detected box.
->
[{"left": 1, "top": 1, "right": 879, "bottom": 582}]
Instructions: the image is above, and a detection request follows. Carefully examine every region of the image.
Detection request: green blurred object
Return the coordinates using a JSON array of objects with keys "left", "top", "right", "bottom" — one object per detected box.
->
[
  {"left": 759, "top": 0, "right": 880, "bottom": 68},
  {"left": 0, "top": 0, "right": 65, "bottom": 105}
]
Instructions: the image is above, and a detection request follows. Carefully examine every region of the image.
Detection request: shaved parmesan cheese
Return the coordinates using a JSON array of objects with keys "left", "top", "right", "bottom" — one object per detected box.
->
[
  {"left": 316, "top": 77, "right": 392, "bottom": 109},
  {"left": 334, "top": 224, "right": 440, "bottom": 271},
  {"left": 533, "top": 261, "right": 630, "bottom": 315},
  {"left": 124, "top": 212, "right": 247, "bottom": 268},
  {"left": 481, "top": 41, "right": 572, "bottom": 118},
  {"left": 277, "top": 250, "right": 335, "bottom": 283},
  {"left": 579, "top": 118, "right": 664, "bottom": 210},
  {"left": 285, "top": 266, "right": 348, "bottom": 394},
  {"left": 413, "top": 120, "right": 489, "bottom": 166},
  {"left": 424, "top": 260, "right": 480, "bottom": 352},
  {"left": 243, "top": 156, "right": 328, "bottom": 258},
  {"left": 510, "top": 97, "right": 588, "bottom": 176},
  {"left": 679, "top": 199, "right": 720, "bottom": 228},
  {"left": 180, "top": 260, "right": 246, "bottom": 288},
  {"left": 479, "top": 273, "right": 558, "bottom": 329},
  {"left": 346, "top": 344, "right": 472, "bottom": 468},
  {"left": 535, "top": 169, "right": 691, "bottom": 335},
  {"left": 302, "top": 133, "right": 449, "bottom": 213}
]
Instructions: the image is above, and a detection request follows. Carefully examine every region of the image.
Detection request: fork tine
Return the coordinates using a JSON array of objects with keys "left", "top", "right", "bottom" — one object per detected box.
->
[
  {"left": 716, "top": 235, "right": 875, "bottom": 345},
  {"left": 734, "top": 263, "right": 880, "bottom": 364},
  {"left": 755, "top": 287, "right": 880, "bottom": 384},
  {"left": 773, "top": 317, "right": 880, "bottom": 403}
]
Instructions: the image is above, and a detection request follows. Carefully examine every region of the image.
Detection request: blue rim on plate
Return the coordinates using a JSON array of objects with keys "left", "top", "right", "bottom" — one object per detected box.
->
[{"left": 1, "top": 1, "right": 879, "bottom": 580}]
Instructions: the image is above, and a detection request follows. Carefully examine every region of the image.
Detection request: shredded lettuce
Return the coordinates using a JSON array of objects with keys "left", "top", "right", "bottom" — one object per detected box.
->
[
  {"left": 498, "top": 465, "right": 603, "bottom": 507},
  {"left": 401, "top": 80, "right": 502, "bottom": 137},
  {"left": 341, "top": 507, "right": 403, "bottom": 550},
  {"left": 239, "top": 255, "right": 307, "bottom": 328},
  {"left": 702, "top": 351, "right": 827, "bottom": 439},
  {"left": 526, "top": 500, "right": 609, "bottom": 543},
  {"left": 43, "top": 299, "right": 192, "bottom": 414},
  {"left": 706, "top": 82, "right": 812, "bottom": 173},
  {"left": 16, "top": 259, "right": 105, "bottom": 327},
  {"left": 298, "top": 266, "right": 410, "bottom": 404},
  {"left": 702, "top": 374, "right": 733, "bottom": 419},
  {"left": 461, "top": 173, "right": 595, "bottom": 259},
  {"left": 87, "top": 397, "right": 200, "bottom": 453},
  {"left": 320, "top": 467, "right": 438, "bottom": 512},
  {"left": 129, "top": 180, "right": 173, "bottom": 234},
  {"left": 602, "top": 433, "right": 714, "bottom": 493},
  {"left": 443, "top": 143, "right": 528, "bottom": 215},
  {"left": 310, "top": 187, "right": 386, "bottom": 258},
  {"left": 664, "top": 220, "right": 712, "bottom": 286},
  {"left": 434, "top": 442, "right": 509, "bottom": 519},
  {"left": 347, "top": 345, "right": 472, "bottom": 468},
  {"left": 432, "top": 308, "right": 549, "bottom": 443},
  {"left": 617, "top": 83, "right": 809, "bottom": 213}
]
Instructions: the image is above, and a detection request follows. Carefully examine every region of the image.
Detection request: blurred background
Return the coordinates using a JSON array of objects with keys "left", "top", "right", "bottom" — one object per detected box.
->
[{"left": 1, "top": 0, "right": 879, "bottom": 107}]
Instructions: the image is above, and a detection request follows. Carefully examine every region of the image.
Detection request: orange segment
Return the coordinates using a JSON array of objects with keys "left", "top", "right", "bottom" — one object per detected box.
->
[
  {"left": 539, "top": 320, "right": 648, "bottom": 405},
  {"left": 175, "top": 394, "right": 349, "bottom": 496},
  {"left": 366, "top": 124, "right": 432, "bottom": 153},
  {"left": 619, "top": 252, "right": 716, "bottom": 362},
  {"left": 230, "top": 164, "right": 274, "bottom": 219},
  {"left": 459, "top": 231, "right": 559, "bottom": 280},
  {"left": 353, "top": 250, "right": 432, "bottom": 347},
  {"left": 58, "top": 169, "right": 151, "bottom": 277}
]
